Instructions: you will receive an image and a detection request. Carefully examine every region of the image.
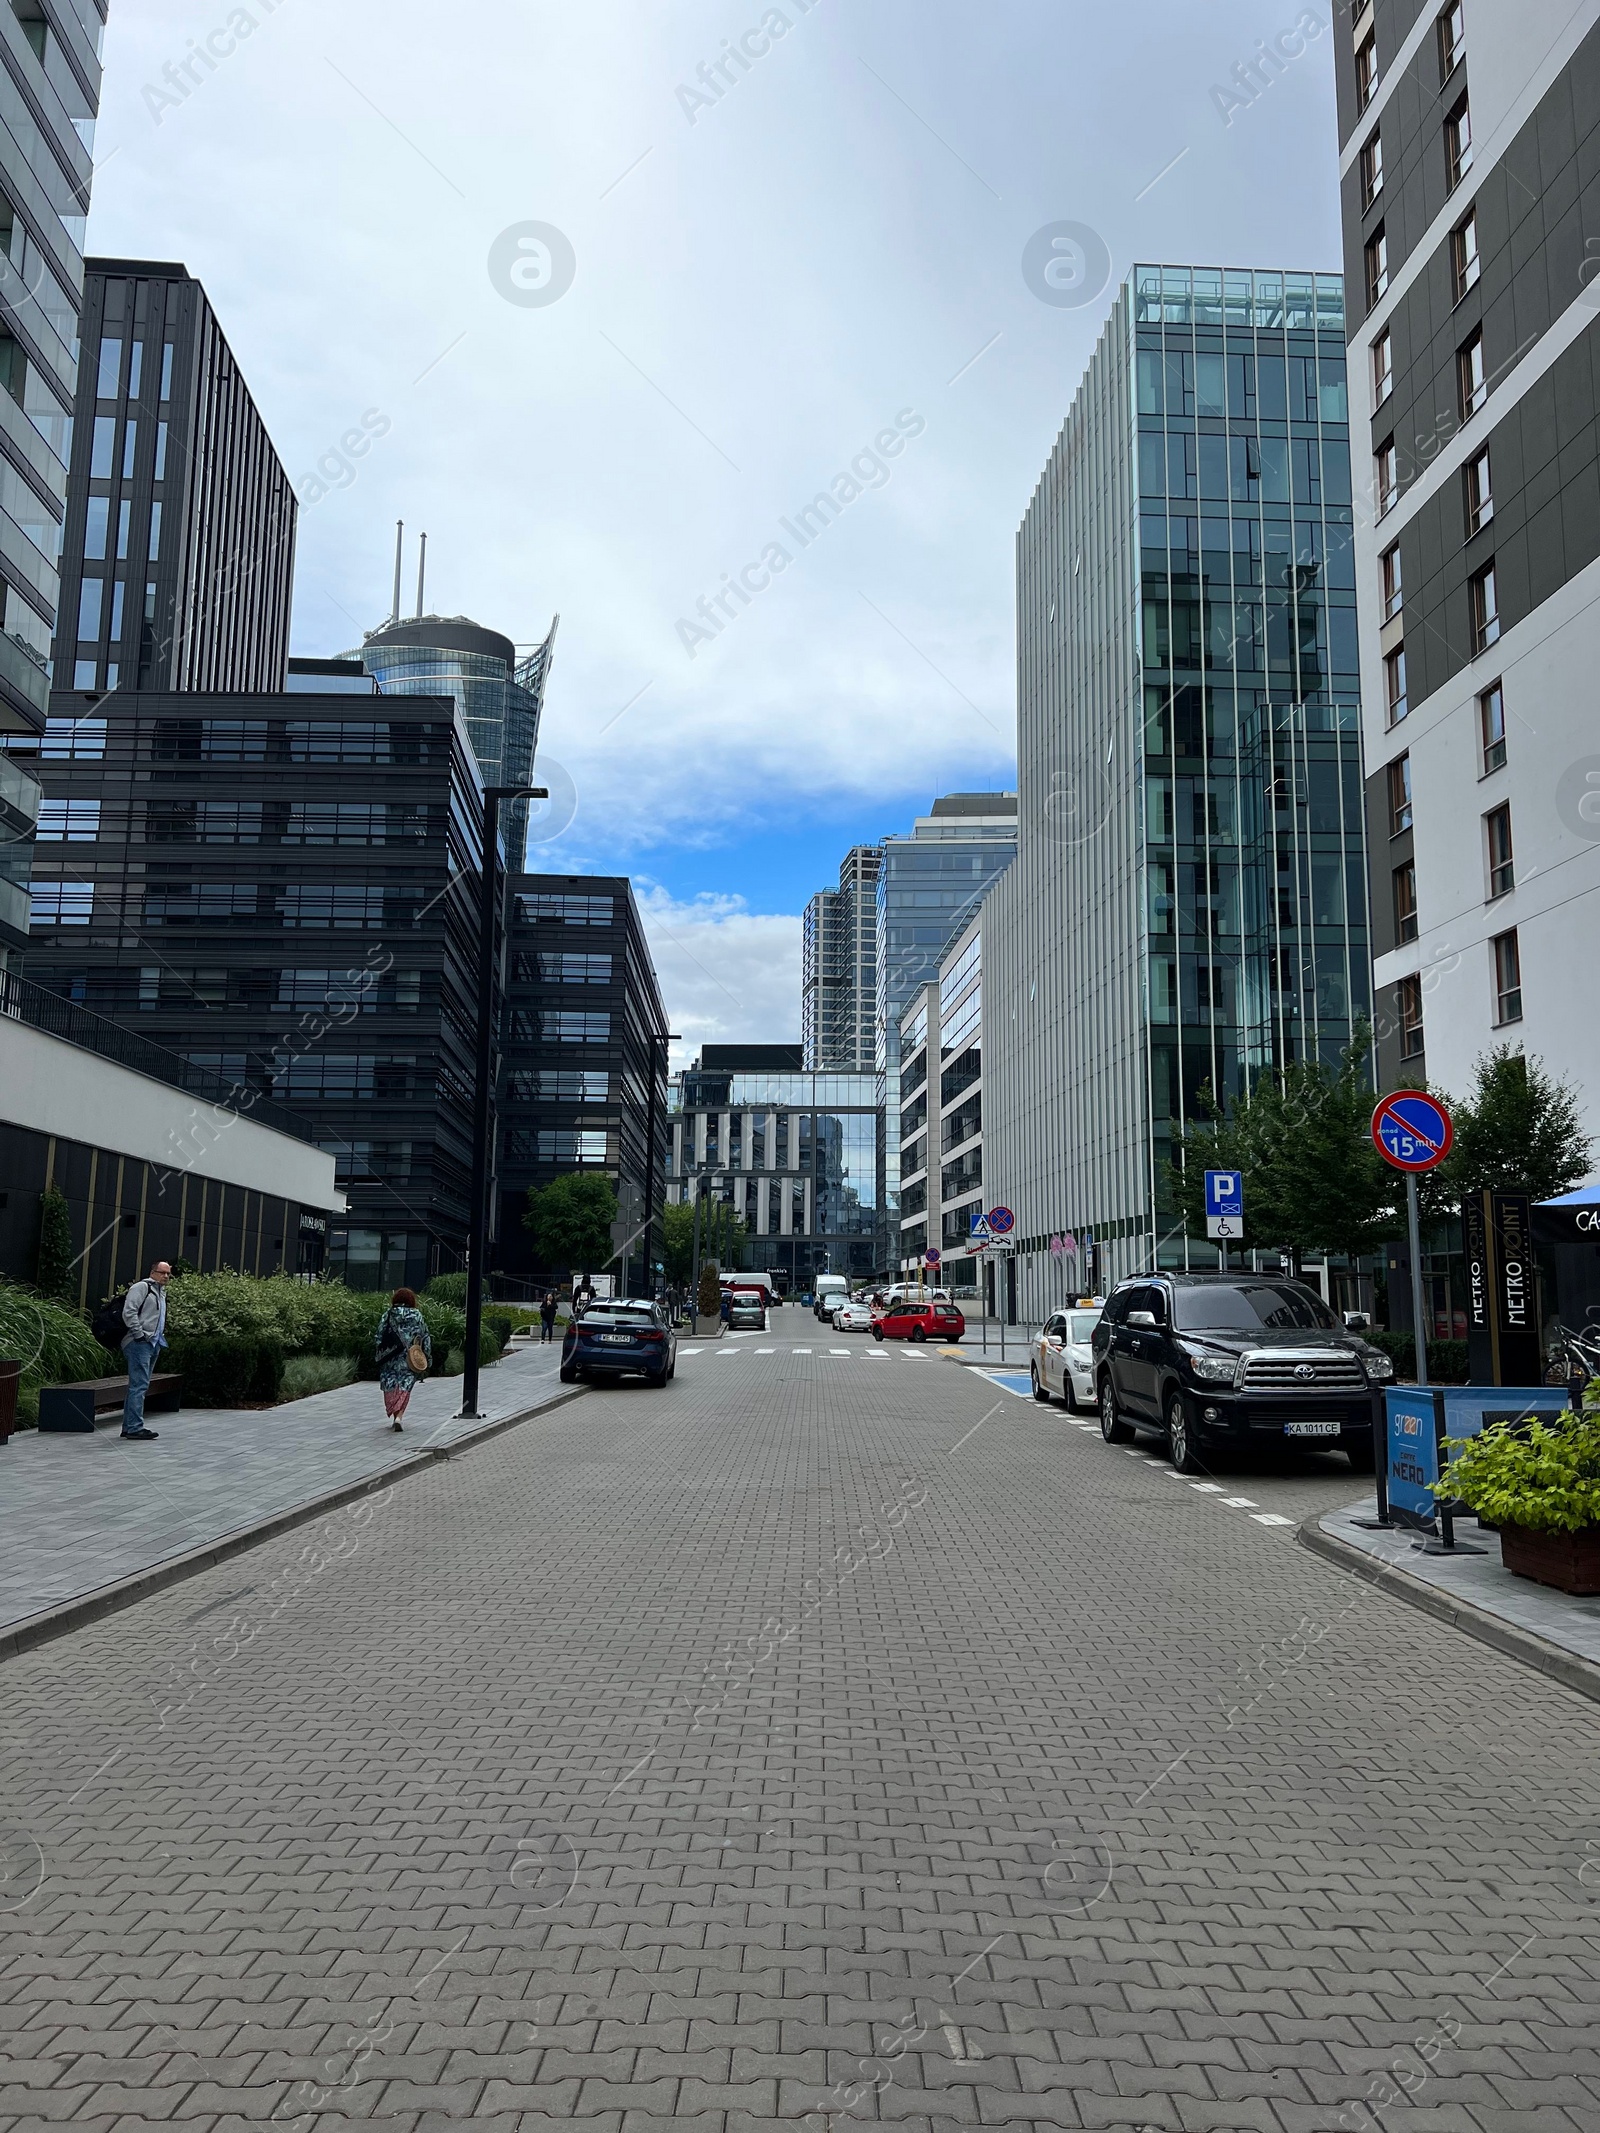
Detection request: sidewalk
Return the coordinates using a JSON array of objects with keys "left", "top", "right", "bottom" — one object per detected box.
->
[
  {"left": 0, "top": 1339, "right": 577, "bottom": 1649},
  {"left": 1304, "top": 1496, "right": 1600, "bottom": 1704}
]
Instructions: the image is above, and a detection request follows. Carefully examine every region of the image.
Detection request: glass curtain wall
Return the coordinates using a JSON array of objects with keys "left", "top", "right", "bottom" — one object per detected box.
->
[{"left": 1133, "top": 266, "right": 1368, "bottom": 1249}]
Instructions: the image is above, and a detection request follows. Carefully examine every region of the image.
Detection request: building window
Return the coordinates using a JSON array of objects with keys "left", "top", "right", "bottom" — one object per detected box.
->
[
  {"left": 1375, "top": 437, "right": 1398, "bottom": 516},
  {"left": 1438, "top": 0, "right": 1465, "bottom": 79},
  {"left": 1465, "top": 447, "right": 1492, "bottom": 537},
  {"left": 1479, "top": 680, "right": 1506, "bottom": 773},
  {"left": 1381, "top": 541, "right": 1403, "bottom": 621},
  {"left": 1394, "top": 862, "right": 1418, "bottom": 944},
  {"left": 1385, "top": 644, "right": 1408, "bottom": 724},
  {"left": 29, "top": 881, "right": 93, "bottom": 926},
  {"left": 1356, "top": 29, "right": 1378, "bottom": 113},
  {"left": 1492, "top": 929, "right": 1522, "bottom": 1025},
  {"left": 1458, "top": 328, "right": 1486, "bottom": 418},
  {"left": 1445, "top": 93, "right": 1473, "bottom": 188},
  {"left": 1365, "top": 225, "right": 1389, "bottom": 308},
  {"left": 1360, "top": 131, "right": 1384, "bottom": 210},
  {"left": 1388, "top": 752, "right": 1412, "bottom": 834},
  {"left": 1452, "top": 209, "right": 1479, "bottom": 299},
  {"left": 1470, "top": 559, "right": 1499, "bottom": 651},
  {"left": 1373, "top": 328, "right": 1392, "bottom": 406},
  {"left": 1485, "top": 802, "right": 1514, "bottom": 898},
  {"left": 1398, "top": 974, "right": 1425, "bottom": 1059},
  {"left": 35, "top": 799, "right": 101, "bottom": 841}
]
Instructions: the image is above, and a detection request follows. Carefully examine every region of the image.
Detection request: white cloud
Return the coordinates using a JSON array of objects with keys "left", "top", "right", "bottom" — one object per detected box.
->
[{"left": 634, "top": 886, "right": 801, "bottom": 1070}]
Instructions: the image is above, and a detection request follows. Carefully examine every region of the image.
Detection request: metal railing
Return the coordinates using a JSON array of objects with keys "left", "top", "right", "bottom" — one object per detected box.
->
[{"left": 0, "top": 968, "right": 323, "bottom": 1148}]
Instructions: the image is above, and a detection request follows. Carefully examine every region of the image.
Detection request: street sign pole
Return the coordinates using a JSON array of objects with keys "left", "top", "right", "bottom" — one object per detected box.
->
[{"left": 1408, "top": 1172, "right": 1429, "bottom": 1389}]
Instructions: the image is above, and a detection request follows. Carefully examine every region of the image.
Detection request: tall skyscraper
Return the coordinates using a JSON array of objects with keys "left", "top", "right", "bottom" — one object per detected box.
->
[
  {"left": 985, "top": 265, "right": 1368, "bottom": 1316},
  {"left": 876, "top": 794, "right": 1016, "bottom": 1242},
  {"left": 52, "top": 259, "right": 296, "bottom": 698},
  {"left": 801, "top": 842, "right": 881, "bottom": 1070},
  {"left": 351, "top": 612, "right": 557, "bottom": 868},
  {"left": 1338, "top": 1, "right": 1600, "bottom": 1132},
  {"left": 0, "top": 1, "right": 108, "bottom": 964}
]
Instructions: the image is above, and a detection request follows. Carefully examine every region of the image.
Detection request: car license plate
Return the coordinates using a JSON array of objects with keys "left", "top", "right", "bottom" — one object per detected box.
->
[
  {"left": 1283, "top": 1418, "right": 1341, "bottom": 1437},
  {"left": 599, "top": 1333, "right": 633, "bottom": 1345}
]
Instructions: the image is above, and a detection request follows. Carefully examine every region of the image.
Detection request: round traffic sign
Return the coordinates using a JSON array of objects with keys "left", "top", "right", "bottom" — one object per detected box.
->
[
  {"left": 1371, "top": 1090, "right": 1453, "bottom": 1172},
  {"left": 987, "top": 1205, "right": 1016, "bottom": 1235},
  {"left": 924, "top": 1248, "right": 942, "bottom": 1267}
]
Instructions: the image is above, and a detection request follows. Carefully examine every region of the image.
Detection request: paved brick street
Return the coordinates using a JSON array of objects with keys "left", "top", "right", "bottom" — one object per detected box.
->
[{"left": 4, "top": 1340, "right": 1600, "bottom": 2133}]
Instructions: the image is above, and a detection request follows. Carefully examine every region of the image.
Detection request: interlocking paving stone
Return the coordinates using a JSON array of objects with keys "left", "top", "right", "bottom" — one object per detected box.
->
[{"left": 4, "top": 1351, "right": 1600, "bottom": 2131}]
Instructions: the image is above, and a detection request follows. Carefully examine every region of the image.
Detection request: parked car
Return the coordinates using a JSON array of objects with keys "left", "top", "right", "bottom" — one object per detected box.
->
[
  {"left": 561, "top": 1302, "right": 677, "bottom": 1387},
  {"left": 1029, "top": 1304, "right": 1105, "bottom": 1410},
  {"left": 833, "top": 1298, "right": 875, "bottom": 1331},
  {"left": 1091, "top": 1273, "right": 1395, "bottom": 1473},
  {"left": 873, "top": 1300, "right": 966, "bottom": 1344},
  {"left": 728, "top": 1293, "right": 766, "bottom": 1330},
  {"left": 880, "top": 1284, "right": 953, "bottom": 1310}
]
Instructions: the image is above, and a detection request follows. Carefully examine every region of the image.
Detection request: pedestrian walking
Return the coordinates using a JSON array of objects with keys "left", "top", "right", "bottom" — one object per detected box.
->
[
  {"left": 120, "top": 1261, "right": 172, "bottom": 1441},
  {"left": 539, "top": 1290, "right": 558, "bottom": 1343},
  {"left": 375, "top": 1288, "right": 432, "bottom": 1431}
]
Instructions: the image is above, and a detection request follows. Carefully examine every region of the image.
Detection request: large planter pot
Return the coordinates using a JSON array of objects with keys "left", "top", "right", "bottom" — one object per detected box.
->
[
  {"left": 0, "top": 1359, "right": 19, "bottom": 1442},
  {"left": 693, "top": 1315, "right": 725, "bottom": 1339},
  {"left": 1498, "top": 1521, "right": 1600, "bottom": 1597}
]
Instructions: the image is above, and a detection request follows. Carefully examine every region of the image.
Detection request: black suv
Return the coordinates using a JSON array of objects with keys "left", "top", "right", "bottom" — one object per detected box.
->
[{"left": 1091, "top": 1273, "right": 1395, "bottom": 1472}]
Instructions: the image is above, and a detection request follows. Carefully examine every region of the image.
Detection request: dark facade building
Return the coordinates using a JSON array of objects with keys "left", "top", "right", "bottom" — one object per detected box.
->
[
  {"left": 495, "top": 874, "right": 669, "bottom": 1291},
  {"left": 668, "top": 1047, "right": 882, "bottom": 1288},
  {"left": 18, "top": 686, "right": 486, "bottom": 1291},
  {"left": 1337, "top": 0, "right": 1600, "bottom": 1163},
  {"left": 802, "top": 842, "right": 881, "bottom": 1071},
  {"left": 52, "top": 258, "right": 295, "bottom": 700}
]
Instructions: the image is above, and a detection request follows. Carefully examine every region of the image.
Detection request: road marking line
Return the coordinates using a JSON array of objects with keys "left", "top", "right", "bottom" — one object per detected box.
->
[
  {"left": 829, "top": 1349, "right": 851, "bottom": 1355},
  {"left": 791, "top": 1348, "right": 812, "bottom": 1354},
  {"left": 947, "top": 1399, "right": 1006, "bottom": 1454},
  {"left": 1221, "top": 1495, "right": 1258, "bottom": 1507},
  {"left": 755, "top": 1346, "right": 775, "bottom": 1353},
  {"left": 1251, "top": 1513, "right": 1295, "bottom": 1527},
  {"left": 1190, "top": 1482, "right": 1226, "bottom": 1493}
]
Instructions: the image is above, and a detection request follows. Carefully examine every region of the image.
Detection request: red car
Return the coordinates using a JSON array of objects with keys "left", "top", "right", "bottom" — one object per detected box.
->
[{"left": 873, "top": 1302, "right": 965, "bottom": 1344}]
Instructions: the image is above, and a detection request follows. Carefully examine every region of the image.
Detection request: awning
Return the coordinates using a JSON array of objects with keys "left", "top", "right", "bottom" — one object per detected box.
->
[{"left": 1532, "top": 1185, "right": 1600, "bottom": 1245}]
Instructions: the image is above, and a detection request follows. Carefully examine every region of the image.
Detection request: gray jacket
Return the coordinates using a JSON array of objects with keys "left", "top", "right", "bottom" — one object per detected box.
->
[{"left": 122, "top": 1278, "right": 166, "bottom": 1346}]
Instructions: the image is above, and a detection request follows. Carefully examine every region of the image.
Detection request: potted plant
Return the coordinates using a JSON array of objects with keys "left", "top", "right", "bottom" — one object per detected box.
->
[
  {"left": 1434, "top": 1403, "right": 1600, "bottom": 1595},
  {"left": 694, "top": 1261, "right": 724, "bottom": 1339}
]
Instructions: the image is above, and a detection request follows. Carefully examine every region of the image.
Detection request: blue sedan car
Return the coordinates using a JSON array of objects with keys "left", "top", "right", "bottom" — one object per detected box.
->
[{"left": 560, "top": 1301, "right": 677, "bottom": 1387}]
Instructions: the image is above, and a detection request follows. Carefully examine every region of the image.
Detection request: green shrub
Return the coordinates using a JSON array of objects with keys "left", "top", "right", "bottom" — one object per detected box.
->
[
  {"left": 1436, "top": 1406, "right": 1600, "bottom": 1534},
  {"left": 442, "top": 1347, "right": 464, "bottom": 1377},
  {"left": 165, "top": 1332, "right": 284, "bottom": 1406},
  {"left": 281, "top": 1354, "right": 356, "bottom": 1401},
  {"left": 163, "top": 1271, "right": 378, "bottom": 1359},
  {"left": 1366, "top": 1331, "right": 1470, "bottom": 1384},
  {"left": 482, "top": 1306, "right": 520, "bottom": 1352},
  {"left": 33, "top": 1187, "right": 75, "bottom": 1303},
  {"left": 424, "top": 1272, "right": 469, "bottom": 1306},
  {"left": 0, "top": 1279, "right": 115, "bottom": 1402}
]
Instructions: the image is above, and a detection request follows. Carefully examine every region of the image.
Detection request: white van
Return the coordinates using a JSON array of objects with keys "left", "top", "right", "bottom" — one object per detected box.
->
[{"left": 813, "top": 1273, "right": 850, "bottom": 1322}]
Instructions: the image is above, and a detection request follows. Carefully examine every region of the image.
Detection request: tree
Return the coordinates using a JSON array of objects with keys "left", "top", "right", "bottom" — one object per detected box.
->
[
  {"left": 524, "top": 1173, "right": 618, "bottom": 1278},
  {"left": 661, "top": 1201, "right": 697, "bottom": 1288},
  {"left": 33, "top": 1186, "right": 75, "bottom": 1303},
  {"left": 697, "top": 1259, "right": 723, "bottom": 1320},
  {"left": 1169, "top": 1028, "right": 1398, "bottom": 1264},
  {"left": 1443, "top": 1046, "right": 1593, "bottom": 1205}
]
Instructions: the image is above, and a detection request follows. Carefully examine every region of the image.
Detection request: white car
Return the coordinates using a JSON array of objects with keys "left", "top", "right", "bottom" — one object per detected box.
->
[
  {"left": 832, "top": 1299, "right": 876, "bottom": 1331},
  {"left": 1030, "top": 1305, "right": 1105, "bottom": 1410}
]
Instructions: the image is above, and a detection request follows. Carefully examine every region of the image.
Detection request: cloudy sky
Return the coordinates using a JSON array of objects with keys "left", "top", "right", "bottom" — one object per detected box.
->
[{"left": 88, "top": 0, "right": 1344, "bottom": 1061}]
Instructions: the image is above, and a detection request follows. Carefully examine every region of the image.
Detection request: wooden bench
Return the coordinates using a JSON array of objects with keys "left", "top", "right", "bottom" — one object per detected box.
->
[{"left": 39, "top": 1374, "right": 183, "bottom": 1433}]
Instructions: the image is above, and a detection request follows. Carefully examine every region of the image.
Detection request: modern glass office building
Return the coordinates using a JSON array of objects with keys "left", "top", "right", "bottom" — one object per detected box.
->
[
  {"left": 352, "top": 614, "right": 556, "bottom": 868},
  {"left": 667, "top": 1045, "right": 881, "bottom": 1286},
  {"left": 0, "top": 0, "right": 107, "bottom": 960},
  {"left": 985, "top": 265, "right": 1369, "bottom": 1317}
]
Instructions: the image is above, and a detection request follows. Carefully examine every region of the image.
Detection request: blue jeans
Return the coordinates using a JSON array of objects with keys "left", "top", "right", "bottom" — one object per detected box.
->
[{"left": 122, "top": 1340, "right": 159, "bottom": 1434}]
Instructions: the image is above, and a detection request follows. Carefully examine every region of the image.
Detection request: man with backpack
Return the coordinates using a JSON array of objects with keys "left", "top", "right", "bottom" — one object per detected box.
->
[{"left": 120, "top": 1262, "right": 172, "bottom": 1441}]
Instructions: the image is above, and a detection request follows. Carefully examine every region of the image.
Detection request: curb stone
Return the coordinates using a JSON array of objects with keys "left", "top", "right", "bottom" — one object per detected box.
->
[
  {"left": 0, "top": 1383, "right": 588, "bottom": 1664},
  {"left": 1297, "top": 1510, "right": 1600, "bottom": 1710}
]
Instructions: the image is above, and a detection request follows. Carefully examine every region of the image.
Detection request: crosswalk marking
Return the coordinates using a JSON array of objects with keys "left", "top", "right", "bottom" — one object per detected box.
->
[{"left": 1251, "top": 1513, "right": 1294, "bottom": 1527}]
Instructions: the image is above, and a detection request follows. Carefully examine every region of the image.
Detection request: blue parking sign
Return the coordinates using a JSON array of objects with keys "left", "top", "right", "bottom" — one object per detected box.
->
[{"left": 1204, "top": 1170, "right": 1243, "bottom": 1219}]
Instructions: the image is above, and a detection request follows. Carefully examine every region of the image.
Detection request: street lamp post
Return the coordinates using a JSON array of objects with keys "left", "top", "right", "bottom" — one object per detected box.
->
[
  {"left": 641, "top": 1030, "right": 678, "bottom": 1304},
  {"left": 459, "top": 781, "right": 547, "bottom": 1421}
]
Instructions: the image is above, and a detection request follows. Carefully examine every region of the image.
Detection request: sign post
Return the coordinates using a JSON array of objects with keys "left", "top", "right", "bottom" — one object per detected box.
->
[
  {"left": 986, "top": 1210, "right": 1016, "bottom": 1363},
  {"left": 1204, "top": 1170, "right": 1244, "bottom": 1271},
  {"left": 1371, "top": 1091, "right": 1454, "bottom": 1389}
]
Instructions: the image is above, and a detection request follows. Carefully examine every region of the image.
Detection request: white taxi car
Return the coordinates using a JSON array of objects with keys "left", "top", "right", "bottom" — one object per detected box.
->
[{"left": 1029, "top": 1303, "right": 1105, "bottom": 1410}]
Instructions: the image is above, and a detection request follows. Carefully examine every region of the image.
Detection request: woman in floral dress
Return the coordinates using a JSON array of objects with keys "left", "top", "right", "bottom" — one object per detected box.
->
[{"left": 375, "top": 1287, "right": 432, "bottom": 1430}]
